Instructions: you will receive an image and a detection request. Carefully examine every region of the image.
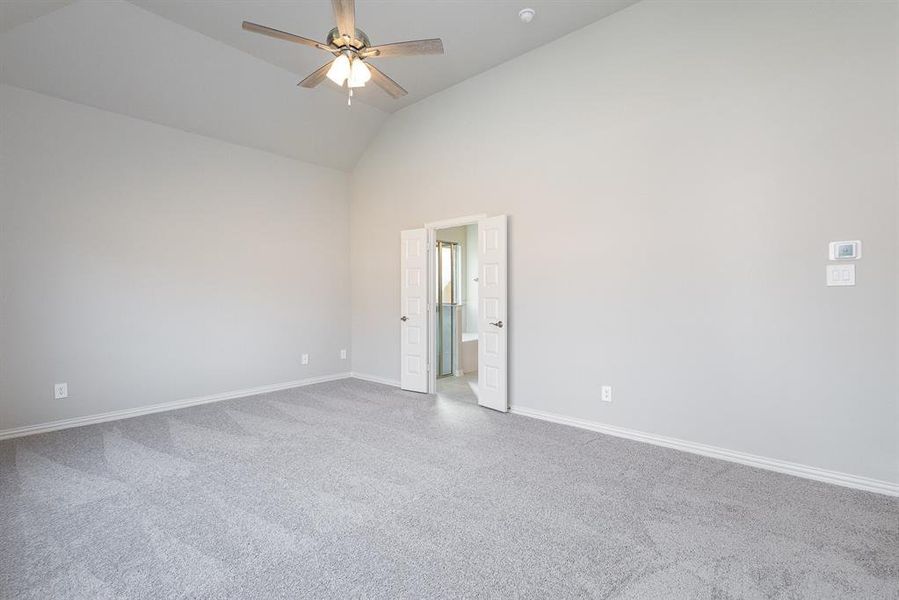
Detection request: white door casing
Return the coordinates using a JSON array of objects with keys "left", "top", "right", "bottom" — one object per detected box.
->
[
  {"left": 400, "top": 228, "right": 428, "bottom": 393},
  {"left": 423, "top": 214, "right": 486, "bottom": 394},
  {"left": 478, "top": 215, "right": 508, "bottom": 412}
]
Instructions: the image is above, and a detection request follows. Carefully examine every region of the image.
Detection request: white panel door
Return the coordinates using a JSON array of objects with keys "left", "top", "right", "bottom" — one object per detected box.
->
[
  {"left": 400, "top": 228, "right": 428, "bottom": 393},
  {"left": 478, "top": 215, "right": 508, "bottom": 412}
]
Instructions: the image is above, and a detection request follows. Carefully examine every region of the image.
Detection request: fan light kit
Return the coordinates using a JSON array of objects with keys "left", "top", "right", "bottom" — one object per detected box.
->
[{"left": 243, "top": 0, "right": 444, "bottom": 106}]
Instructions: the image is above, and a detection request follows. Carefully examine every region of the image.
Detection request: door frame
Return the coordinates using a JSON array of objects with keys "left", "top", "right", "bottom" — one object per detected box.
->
[{"left": 424, "top": 214, "right": 487, "bottom": 394}]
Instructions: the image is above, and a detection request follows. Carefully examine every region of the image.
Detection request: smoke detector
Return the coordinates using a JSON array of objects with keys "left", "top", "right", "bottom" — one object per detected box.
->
[{"left": 519, "top": 8, "right": 535, "bottom": 23}]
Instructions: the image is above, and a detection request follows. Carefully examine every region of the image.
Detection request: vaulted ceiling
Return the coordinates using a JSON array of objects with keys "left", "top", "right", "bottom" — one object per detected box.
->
[
  {"left": 0, "top": 0, "right": 73, "bottom": 32},
  {"left": 1, "top": 0, "right": 637, "bottom": 170}
]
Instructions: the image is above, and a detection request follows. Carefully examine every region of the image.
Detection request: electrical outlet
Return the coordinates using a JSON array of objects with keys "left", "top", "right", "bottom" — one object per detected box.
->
[
  {"left": 340, "top": 349, "right": 347, "bottom": 360},
  {"left": 54, "top": 383, "right": 68, "bottom": 400},
  {"left": 301, "top": 354, "right": 309, "bottom": 365},
  {"left": 601, "top": 386, "right": 612, "bottom": 402}
]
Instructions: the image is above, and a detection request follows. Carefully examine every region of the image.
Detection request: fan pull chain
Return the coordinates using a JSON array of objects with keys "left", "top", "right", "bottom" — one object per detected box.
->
[{"left": 347, "top": 87, "right": 353, "bottom": 107}]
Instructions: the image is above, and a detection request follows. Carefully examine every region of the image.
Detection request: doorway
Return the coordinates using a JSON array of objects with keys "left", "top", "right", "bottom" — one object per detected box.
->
[
  {"left": 435, "top": 225, "right": 478, "bottom": 403},
  {"left": 399, "top": 214, "right": 508, "bottom": 412}
]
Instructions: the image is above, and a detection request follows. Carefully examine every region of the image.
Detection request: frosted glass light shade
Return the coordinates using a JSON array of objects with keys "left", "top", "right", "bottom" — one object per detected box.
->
[
  {"left": 347, "top": 58, "right": 371, "bottom": 88},
  {"left": 326, "top": 54, "right": 351, "bottom": 85}
]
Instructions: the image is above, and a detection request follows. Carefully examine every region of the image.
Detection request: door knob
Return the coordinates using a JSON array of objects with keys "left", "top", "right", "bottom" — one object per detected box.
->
[
  {"left": 400, "top": 316, "right": 408, "bottom": 322},
  {"left": 489, "top": 320, "right": 503, "bottom": 328}
]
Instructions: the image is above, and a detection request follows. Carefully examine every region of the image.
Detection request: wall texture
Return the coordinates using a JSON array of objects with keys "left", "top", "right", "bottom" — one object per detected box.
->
[
  {"left": 1, "top": 84, "right": 351, "bottom": 430},
  {"left": 350, "top": 1, "right": 898, "bottom": 483}
]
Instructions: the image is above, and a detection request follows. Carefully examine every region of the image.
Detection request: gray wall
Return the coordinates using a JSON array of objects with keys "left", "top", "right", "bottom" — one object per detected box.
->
[
  {"left": 1, "top": 84, "right": 351, "bottom": 430},
  {"left": 350, "top": 1, "right": 898, "bottom": 482}
]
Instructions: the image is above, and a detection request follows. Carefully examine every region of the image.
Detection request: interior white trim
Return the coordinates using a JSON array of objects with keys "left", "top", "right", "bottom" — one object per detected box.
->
[
  {"left": 6, "top": 369, "right": 892, "bottom": 496},
  {"left": 424, "top": 214, "right": 487, "bottom": 230},
  {"left": 510, "top": 405, "right": 899, "bottom": 497},
  {"left": 350, "top": 372, "right": 402, "bottom": 387},
  {"left": 0, "top": 372, "right": 351, "bottom": 441}
]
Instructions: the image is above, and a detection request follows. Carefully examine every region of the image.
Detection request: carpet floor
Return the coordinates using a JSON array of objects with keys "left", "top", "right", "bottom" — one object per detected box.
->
[{"left": 1, "top": 379, "right": 897, "bottom": 599}]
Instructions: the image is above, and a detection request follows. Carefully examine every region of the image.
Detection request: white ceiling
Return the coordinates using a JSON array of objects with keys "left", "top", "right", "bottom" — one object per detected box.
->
[
  {"left": 131, "top": 0, "right": 639, "bottom": 113},
  {"left": 0, "top": 0, "right": 638, "bottom": 170},
  {"left": 0, "top": 0, "right": 387, "bottom": 171},
  {"left": 0, "top": 0, "right": 72, "bottom": 32}
]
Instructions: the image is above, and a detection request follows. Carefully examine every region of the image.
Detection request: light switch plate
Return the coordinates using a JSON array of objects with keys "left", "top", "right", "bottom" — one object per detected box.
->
[{"left": 826, "top": 264, "right": 855, "bottom": 286}]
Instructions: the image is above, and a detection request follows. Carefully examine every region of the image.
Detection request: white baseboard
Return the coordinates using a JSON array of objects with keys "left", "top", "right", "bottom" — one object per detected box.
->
[
  {"left": 350, "top": 372, "right": 402, "bottom": 387},
  {"left": 509, "top": 405, "right": 898, "bottom": 497},
  {"left": 9, "top": 371, "right": 892, "bottom": 497},
  {"left": 0, "top": 372, "right": 351, "bottom": 441}
]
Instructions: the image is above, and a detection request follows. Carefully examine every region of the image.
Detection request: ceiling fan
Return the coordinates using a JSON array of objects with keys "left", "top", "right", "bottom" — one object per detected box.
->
[{"left": 242, "top": 0, "right": 444, "bottom": 105}]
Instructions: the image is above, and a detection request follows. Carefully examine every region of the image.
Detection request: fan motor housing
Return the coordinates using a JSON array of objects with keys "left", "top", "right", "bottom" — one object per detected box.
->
[{"left": 326, "top": 26, "right": 370, "bottom": 51}]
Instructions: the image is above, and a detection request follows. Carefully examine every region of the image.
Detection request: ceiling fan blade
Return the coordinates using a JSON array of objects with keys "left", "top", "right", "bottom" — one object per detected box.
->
[
  {"left": 331, "top": 0, "right": 355, "bottom": 39},
  {"left": 242, "top": 21, "right": 330, "bottom": 51},
  {"left": 298, "top": 62, "right": 333, "bottom": 88},
  {"left": 368, "top": 64, "right": 407, "bottom": 98},
  {"left": 363, "top": 39, "right": 444, "bottom": 58}
]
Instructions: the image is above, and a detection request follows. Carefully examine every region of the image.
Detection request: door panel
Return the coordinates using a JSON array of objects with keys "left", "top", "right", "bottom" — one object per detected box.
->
[
  {"left": 400, "top": 229, "right": 428, "bottom": 392},
  {"left": 477, "top": 215, "right": 508, "bottom": 412}
]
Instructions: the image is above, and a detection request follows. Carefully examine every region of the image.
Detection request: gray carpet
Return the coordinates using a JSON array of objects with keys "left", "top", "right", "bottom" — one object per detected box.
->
[{"left": 1, "top": 379, "right": 896, "bottom": 599}]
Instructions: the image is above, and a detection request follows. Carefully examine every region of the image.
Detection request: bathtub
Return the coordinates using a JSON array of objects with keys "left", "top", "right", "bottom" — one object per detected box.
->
[{"left": 461, "top": 332, "right": 478, "bottom": 374}]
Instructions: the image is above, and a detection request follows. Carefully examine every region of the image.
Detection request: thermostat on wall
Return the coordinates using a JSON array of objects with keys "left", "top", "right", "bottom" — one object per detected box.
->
[{"left": 829, "top": 240, "right": 861, "bottom": 260}]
